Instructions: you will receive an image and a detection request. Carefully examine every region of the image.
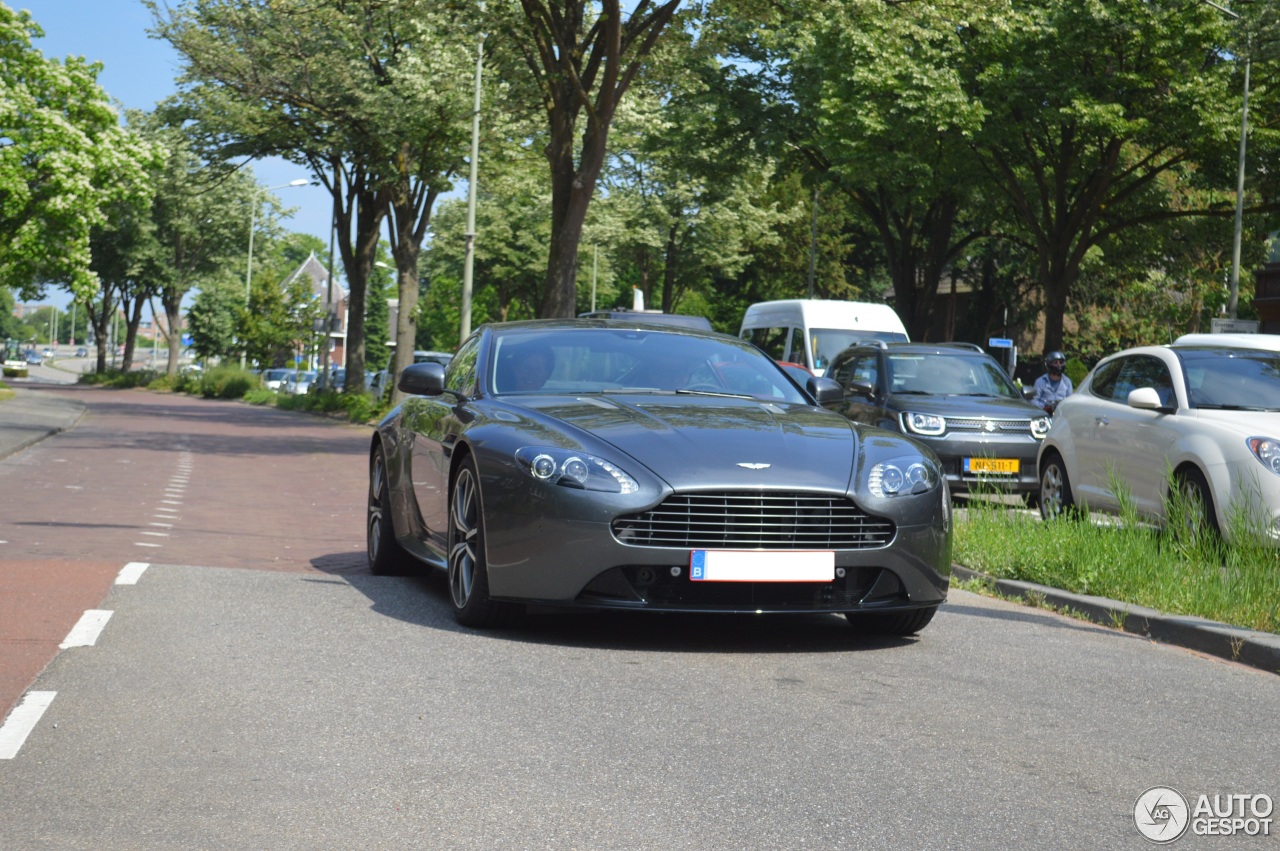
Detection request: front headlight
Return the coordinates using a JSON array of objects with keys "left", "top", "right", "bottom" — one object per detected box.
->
[
  {"left": 901, "top": 411, "right": 945, "bottom": 436},
  {"left": 515, "top": 446, "right": 640, "bottom": 494},
  {"left": 1247, "top": 437, "right": 1280, "bottom": 476},
  {"left": 867, "top": 454, "right": 940, "bottom": 498},
  {"left": 1031, "top": 416, "right": 1051, "bottom": 439}
]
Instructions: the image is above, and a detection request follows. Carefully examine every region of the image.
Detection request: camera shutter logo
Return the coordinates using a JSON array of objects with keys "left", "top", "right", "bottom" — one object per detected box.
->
[{"left": 1135, "top": 787, "right": 1190, "bottom": 843}]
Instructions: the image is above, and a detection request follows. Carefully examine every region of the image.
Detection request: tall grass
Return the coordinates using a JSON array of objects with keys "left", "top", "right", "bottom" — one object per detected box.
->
[{"left": 955, "top": 476, "right": 1280, "bottom": 634}]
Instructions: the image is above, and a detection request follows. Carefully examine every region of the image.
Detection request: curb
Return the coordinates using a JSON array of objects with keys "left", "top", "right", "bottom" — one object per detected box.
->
[
  {"left": 0, "top": 389, "right": 88, "bottom": 461},
  {"left": 952, "top": 564, "right": 1280, "bottom": 675}
]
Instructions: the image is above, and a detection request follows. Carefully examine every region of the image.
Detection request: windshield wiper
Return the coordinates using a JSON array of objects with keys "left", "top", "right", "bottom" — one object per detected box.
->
[
  {"left": 893, "top": 390, "right": 933, "bottom": 396},
  {"left": 674, "top": 388, "right": 755, "bottom": 400}
]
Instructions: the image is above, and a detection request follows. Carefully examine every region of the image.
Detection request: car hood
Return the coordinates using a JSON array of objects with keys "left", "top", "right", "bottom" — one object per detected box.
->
[
  {"left": 1191, "top": 408, "right": 1280, "bottom": 436},
  {"left": 515, "top": 394, "right": 859, "bottom": 491},
  {"left": 888, "top": 394, "right": 1044, "bottom": 418}
]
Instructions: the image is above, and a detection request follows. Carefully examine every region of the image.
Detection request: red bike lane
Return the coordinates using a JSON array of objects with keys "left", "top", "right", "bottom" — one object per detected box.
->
[{"left": 0, "top": 385, "right": 375, "bottom": 720}]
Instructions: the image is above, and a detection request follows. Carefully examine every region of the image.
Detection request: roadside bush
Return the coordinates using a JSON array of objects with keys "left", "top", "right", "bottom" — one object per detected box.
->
[
  {"left": 276, "top": 388, "right": 384, "bottom": 424},
  {"left": 194, "top": 366, "right": 256, "bottom": 399},
  {"left": 77, "top": 368, "right": 163, "bottom": 388}
]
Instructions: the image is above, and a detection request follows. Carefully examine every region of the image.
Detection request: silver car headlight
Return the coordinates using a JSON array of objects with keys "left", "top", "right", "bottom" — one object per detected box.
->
[
  {"left": 1246, "top": 437, "right": 1280, "bottom": 476},
  {"left": 867, "top": 454, "right": 940, "bottom": 498},
  {"left": 515, "top": 446, "right": 640, "bottom": 494},
  {"left": 1031, "top": 416, "right": 1051, "bottom": 439},
  {"left": 901, "top": 412, "right": 945, "bottom": 436}
]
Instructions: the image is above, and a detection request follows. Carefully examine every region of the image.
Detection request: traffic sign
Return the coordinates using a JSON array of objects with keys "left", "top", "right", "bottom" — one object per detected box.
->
[{"left": 987, "top": 337, "right": 1013, "bottom": 349}]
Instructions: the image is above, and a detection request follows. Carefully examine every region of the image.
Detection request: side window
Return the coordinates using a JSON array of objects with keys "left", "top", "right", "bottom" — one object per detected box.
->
[
  {"left": 446, "top": 336, "right": 481, "bottom": 396},
  {"left": 746, "top": 326, "right": 790, "bottom": 361},
  {"left": 1124, "top": 355, "right": 1175, "bottom": 406},
  {"left": 1089, "top": 359, "right": 1125, "bottom": 401},
  {"left": 849, "top": 354, "right": 879, "bottom": 389}
]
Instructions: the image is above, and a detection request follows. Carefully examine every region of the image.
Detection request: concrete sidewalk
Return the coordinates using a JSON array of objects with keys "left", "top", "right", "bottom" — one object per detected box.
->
[{"left": 0, "top": 385, "right": 87, "bottom": 461}]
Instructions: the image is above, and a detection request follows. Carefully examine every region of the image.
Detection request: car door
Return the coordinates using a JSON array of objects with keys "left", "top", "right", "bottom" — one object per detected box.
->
[
  {"left": 406, "top": 337, "right": 481, "bottom": 552},
  {"left": 1075, "top": 353, "right": 1172, "bottom": 514},
  {"left": 833, "top": 352, "right": 890, "bottom": 428}
]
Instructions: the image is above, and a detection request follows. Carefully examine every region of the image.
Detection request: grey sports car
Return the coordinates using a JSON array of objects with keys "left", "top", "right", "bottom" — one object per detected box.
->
[{"left": 368, "top": 320, "right": 952, "bottom": 634}]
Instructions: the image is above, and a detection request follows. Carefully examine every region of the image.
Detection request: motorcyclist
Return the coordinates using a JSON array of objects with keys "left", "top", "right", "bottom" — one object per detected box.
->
[{"left": 1032, "top": 350, "right": 1073, "bottom": 414}]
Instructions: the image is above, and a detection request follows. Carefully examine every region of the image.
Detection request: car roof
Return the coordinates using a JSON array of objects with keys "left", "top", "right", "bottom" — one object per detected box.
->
[
  {"left": 484, "top": 317, "right": 727, "bottom": 339},
  {"left": 577, "top": 310, "right": 713, "bottom": 331},
  {"left": 1172, "top": 333, "right": 1280, "bottom": 352},
  {"left": 844, "top": 341, "right": 990, "bottom": 357}
]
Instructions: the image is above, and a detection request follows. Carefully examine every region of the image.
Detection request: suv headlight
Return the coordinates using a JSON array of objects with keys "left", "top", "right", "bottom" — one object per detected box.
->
[
  {"left": 1031, "top": 416, "right": 1051, "bottom": 439},
  {"left": 867, "top": 454, "right": 940, "bottom": 498},
  {"left": 1247, "top": 437, "right": 1280, "bottom": 476},
  {"left": 901, "top": 412, "right": 945, "bottom": 436},
  {"left": 515, "top": 446, "right": 640, "bottom": 494}
]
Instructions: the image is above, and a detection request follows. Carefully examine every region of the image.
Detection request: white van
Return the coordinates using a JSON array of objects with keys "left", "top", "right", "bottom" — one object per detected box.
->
[{"left": 739, "top": 299, "right": 909, "bottom": 375}]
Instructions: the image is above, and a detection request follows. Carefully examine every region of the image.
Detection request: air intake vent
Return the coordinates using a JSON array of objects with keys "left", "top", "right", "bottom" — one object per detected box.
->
[{"left": 613, "top": 492, "right": 894, "bottom": 549}]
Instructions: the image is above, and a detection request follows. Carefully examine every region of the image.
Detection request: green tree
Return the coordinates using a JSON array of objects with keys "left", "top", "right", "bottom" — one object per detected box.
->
[
  {"left": 0, "top": 4, "right": 155, "bottom": 305},
  {"left": 487, "top": 0, "right": 684, "bottom": 318},
  {"left": 960, "top": 0, "right": 1265, "bottom": 351}
]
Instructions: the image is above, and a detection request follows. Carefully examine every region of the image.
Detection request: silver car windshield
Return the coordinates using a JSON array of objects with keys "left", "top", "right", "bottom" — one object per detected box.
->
[
  {"left": 1179, "top": 349, "right": 1280, "bottom": 410},
  {"left": 490, "top": 328, "right": 808, "bottom": 403}
]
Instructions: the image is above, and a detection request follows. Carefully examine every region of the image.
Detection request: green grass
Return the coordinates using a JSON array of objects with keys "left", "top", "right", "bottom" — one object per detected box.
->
[{"left": 955, "top": 482, "right": 1280, "bottom": 634}]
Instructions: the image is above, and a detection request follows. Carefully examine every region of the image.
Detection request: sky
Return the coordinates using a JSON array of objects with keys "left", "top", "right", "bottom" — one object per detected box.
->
[{"left": 18, "top": 0, "right": 335, "bottom": 247}]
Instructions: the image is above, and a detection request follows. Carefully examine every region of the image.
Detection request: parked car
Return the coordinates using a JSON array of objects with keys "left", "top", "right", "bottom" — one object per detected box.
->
[
  {"left": 822, "top": 342, "right": 1051, "bottom": 498},
  {"left": 776, "top": 360, "right": 814, "bottom": 386},
  {"left": 1038, "top": 342, "right": 1280, "bottom": 541},
  {"left": 74, "top": 347, "right": 88, "bottom": 358},
  {"left": 23, "top": 350, "right": 43, "bottom": 365},
  {"left": 368, "top": 320, "right": 951, "bottom": 634},
  {"left": 281, "top": 370, "right": 317, "bottom": 394},
  {"left": 262, "top": 368, "right": 295, "bottom": 391},
  {"left": 41, "top": 348, "right": 54, "bottom": 358},
  {"left": 369, "top": 350, "right": 454, "bottom": 398},
  {"left": 739, "top": 299, "right": 909, "bottom": 376}
]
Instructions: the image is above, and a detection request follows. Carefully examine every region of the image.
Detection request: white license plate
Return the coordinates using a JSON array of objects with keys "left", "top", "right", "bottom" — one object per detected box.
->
[{"left": 689, "top": 550, "right": 835, "bottom": 582}]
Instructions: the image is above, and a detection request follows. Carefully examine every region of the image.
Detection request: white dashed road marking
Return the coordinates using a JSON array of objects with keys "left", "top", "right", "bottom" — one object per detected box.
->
[
  {"left": 115, "top": 563, "right": 149, "bottom": 585},
  {"left": 59, "top": 610, "right": 113, "bottom": 649},
  {"left": 0, "top": 692, "right": 56, "bottom": 760}
]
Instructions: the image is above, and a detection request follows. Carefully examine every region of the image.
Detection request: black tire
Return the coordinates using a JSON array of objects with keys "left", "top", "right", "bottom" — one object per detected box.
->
[
  {"left": 845, "top": 606, "right": 938, "bottom": 636},
  {"left": 1173, "top": 467, "right": 1220, "bottom": 540},
  {"left": 368, "top": 445, "right": 411, "bottom": 576},
  {"left": 448, "top": 457, "right": 522, "bottom": 628},
  {"left": 1038, "top": 451, "right": 1076, "bottom": 520}
]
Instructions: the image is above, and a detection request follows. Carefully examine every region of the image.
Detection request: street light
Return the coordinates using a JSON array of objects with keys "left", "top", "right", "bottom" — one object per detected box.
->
[
  {"left": 1203, "top": 0, "right": 1250, "bottom": 319},
  {"left": 241, "top": 178, "right": 310, "bottom": 368},
  {"left": 459, "top": 11, "right": 485, "bottom": 344}
]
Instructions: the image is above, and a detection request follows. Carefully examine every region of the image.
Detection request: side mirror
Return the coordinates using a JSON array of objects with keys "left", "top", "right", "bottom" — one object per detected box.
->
[
  {"left": 1022, "top": 386, "right": 1036, "bottom": 400},
  {"left": 807, "top": 376, "right": 844, "bottom": 406},
  {"left": 397, "top": 362, "right": 446, "bottom": 397},
  {"left": 849, "top": 379, "right": 876, "bottom": 398},
  {"left": 1127, "top": 386, "right": 1167, "bottom": 411}
]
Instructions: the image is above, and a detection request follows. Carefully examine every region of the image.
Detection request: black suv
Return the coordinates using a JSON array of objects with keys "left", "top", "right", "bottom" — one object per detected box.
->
[{"left": 823, "top": 342, "right": 1051, "bottom": 496}]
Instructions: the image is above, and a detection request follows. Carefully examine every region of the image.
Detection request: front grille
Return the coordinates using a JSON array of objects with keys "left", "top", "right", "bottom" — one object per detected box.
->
[
  {"left": 612, "top": 491, "right": 894, "bottom": 550},
  {"left": 946, "top": 418, "right": 1034, "bottom": 435}
]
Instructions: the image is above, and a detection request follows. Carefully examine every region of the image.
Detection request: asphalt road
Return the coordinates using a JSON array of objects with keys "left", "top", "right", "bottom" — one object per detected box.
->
[{"left": 0, "top": 386, "right": 1276, "bottom": 849}]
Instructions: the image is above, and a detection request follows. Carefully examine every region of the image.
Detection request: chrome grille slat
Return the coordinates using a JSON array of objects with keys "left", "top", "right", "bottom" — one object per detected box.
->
[
  {"left": 613, "top": 491, "right": 894, "bottom": 549},
  {"left": 946, "top": 417, "right": 1034, "bottom": 435}
]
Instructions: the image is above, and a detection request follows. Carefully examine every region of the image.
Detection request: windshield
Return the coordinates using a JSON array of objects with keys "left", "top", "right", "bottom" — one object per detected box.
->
[
  {"left": 887, "top": 353, "right": 1021, "bottom": 397},
  {"left": 810, "top": 328, "right": 908, "bottom": 371},
  {"left": 1178, "top": 349, "right": 1280, "bottom": 410},
  {"left": 489, "top": 327, "right": 808, "bottom": 403}
]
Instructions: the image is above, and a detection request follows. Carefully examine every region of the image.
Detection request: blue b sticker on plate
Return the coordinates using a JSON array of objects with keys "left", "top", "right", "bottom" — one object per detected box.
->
[{"left": 690, "top": 551, "right": 706, "bottom": 580}]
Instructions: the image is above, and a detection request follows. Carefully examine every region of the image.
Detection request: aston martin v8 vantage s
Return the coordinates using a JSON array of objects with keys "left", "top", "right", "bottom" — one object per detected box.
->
[{"left": 368, "top": 320, "right": 952, "bottom": 634}]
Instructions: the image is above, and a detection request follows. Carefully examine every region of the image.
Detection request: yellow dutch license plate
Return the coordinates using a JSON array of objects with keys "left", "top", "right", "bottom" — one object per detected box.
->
[{"left": 965, "top": 457, "right": 1019, "bottom": 475}]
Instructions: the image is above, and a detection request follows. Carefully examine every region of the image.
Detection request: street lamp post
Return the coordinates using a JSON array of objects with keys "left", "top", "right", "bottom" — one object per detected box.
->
[
  {"left": 459, "top": 14, "right": 485, "bottom": 344},
  {"left": 241, "top": 178, "right": 309, "bottom": 369},
  {"left": 1203, "top": 0, "right": 1250, "bottom": 319}
]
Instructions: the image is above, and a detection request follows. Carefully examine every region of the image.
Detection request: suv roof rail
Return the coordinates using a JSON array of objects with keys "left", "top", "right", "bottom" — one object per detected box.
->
[
  {"left": 941, "top": 342, "right": 984, "bottom": 353},
  {"left": 849, "top": 339, "right": 889, "bottom": 349}
]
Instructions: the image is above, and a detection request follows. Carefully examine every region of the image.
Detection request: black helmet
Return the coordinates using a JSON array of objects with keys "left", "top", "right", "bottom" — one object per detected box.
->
[{"left": 1045, "top": 351, "right": 1066, "bottom": 366}]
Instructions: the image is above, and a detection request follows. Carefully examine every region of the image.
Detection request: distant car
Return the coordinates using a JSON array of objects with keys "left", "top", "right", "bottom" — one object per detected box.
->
[
  {"left": 281, "top": 370, "right": 318, "bottom": 395},
  {"left": 23, "top": 350, "right": 43, "bottom": 365},
  {"left": 75, "top": 347, "right": 88, "bottom": 357},
  {"left": 1039, "top": 342, "right": 1280, "bottom": 542},
  {"left": 369, "top": 350, "right": 454, "bottom": 398},
  {"left": 578, "top": 309, "right": 714, "bottom": 331},
  {"left": 262, "top": 368, "right": 295, "bottom": 391},
  {"left": 823, "top": 342, "right": 1051, "bottom": 497},
  {"left": 41, "top": 348, "right": 54, "bottom": 358},
  {"left": 368, "top": 319, "right": 950, "bottom": 634}
]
